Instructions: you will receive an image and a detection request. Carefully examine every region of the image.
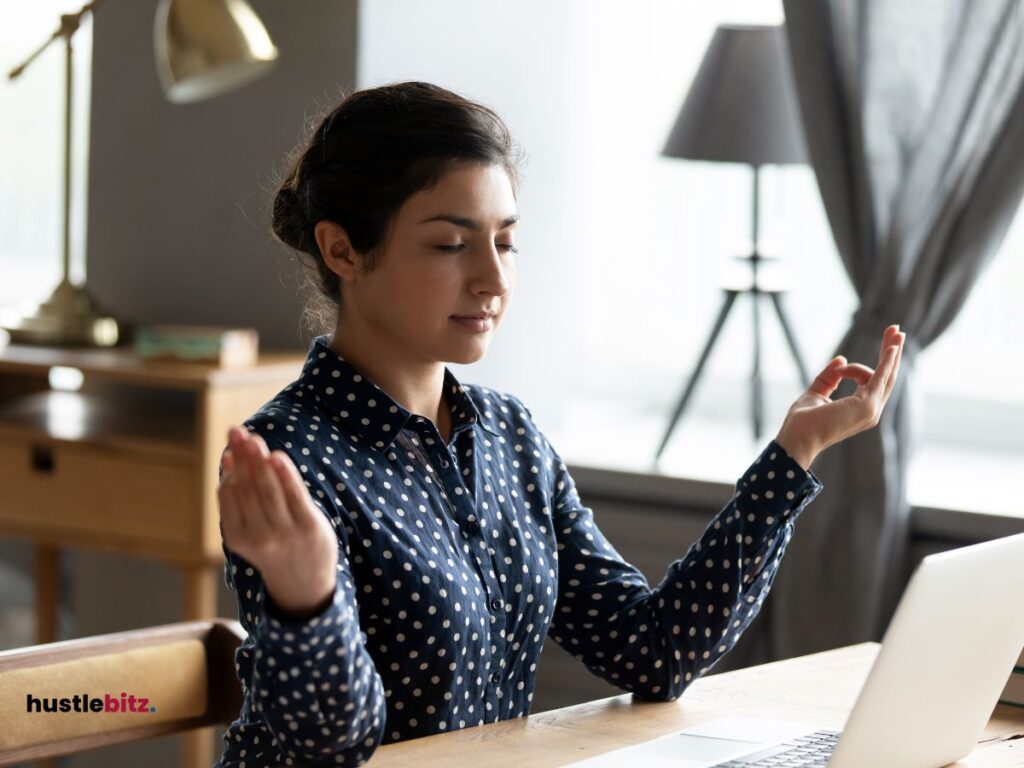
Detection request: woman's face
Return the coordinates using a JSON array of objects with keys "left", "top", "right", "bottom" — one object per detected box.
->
[{"left": 341, "top": 162, "right": 518, "bottom": 366}]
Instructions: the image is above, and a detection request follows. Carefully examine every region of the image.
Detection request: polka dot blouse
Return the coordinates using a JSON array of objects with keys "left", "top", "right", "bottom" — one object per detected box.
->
[{"left": 215, "top": 334, "right": 824, "bottom": 767}]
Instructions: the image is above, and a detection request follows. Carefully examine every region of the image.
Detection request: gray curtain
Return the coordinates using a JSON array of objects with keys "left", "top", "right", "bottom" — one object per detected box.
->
[{"left": 726, "top": 0, "right": 1024, "bottom": 666}]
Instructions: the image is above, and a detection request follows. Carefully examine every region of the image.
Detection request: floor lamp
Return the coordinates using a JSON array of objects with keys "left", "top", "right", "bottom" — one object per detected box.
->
[
  {"left": 655, "top": 23, "right": 813, "bottom": 462},
  {"left": 4, "top": 0, "right": 278, "bottom": 348}
]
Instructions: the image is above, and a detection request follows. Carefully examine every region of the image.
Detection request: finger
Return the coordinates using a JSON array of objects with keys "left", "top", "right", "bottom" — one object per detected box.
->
[
  {"left": 246, "top": 434, "right": 294, "bottom": 531},
  {"left": 218, "top": 477, "right": 246, "bottom": 546},
  {"left": 877, "top": 324, "right": 900, "bottom": 365},
  {"left": 868, "top": 343, "right": 899, "bottom": 398},
  {"left": 882, "top": 333, "right": 905, "bottom": 399},
  {"left": 230, "top": 434, "right": 282, "bottom": 536},
  {"left": 227, "top": 427, "right": 250, "bottom": 480},
  {"left": 237, "top": 432, "right": 292, "bottom": 533},
  {"left": 836, "top": 362, "right": 873, "bottom": 387},
  {"left": 219, "top": 448, "right": 235, "bottom": 485},
  {"left": 808, "top": 356, "right": 849, "bottom": 398},
  {"left": 226, "top": 429, "right": 255, "bottom": 493},
  {"left": 270, "top": 450, "right": 318, "bottom": 529}
]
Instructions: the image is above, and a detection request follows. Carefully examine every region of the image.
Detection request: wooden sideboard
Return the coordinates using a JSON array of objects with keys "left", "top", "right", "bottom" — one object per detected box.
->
[{"left": 0, "top": 342, "right": 304, "bottom": 767}]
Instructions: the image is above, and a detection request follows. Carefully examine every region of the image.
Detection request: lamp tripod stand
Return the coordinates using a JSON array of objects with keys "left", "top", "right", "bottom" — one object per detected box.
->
[{"left": 655, "top": 166, "right": 811, "bottom": 462}]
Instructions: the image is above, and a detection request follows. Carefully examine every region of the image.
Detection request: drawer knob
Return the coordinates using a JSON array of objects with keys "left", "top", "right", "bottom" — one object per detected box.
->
[{"left": 31, "top": 445, "right": 55, "bottom": 473}]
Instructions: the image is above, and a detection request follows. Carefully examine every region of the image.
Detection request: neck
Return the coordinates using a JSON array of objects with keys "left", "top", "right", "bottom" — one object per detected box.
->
[{"left": 328, "top": 318, "right": 451, "bottom": 442}]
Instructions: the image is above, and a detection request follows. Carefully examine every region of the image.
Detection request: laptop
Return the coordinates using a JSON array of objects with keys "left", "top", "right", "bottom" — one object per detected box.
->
[{"left": 565, "top": 531, "right": 1024, "bottom": 768}]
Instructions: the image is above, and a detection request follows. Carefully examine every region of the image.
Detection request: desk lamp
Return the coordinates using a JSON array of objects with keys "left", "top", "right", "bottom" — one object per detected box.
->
[
  {"left": 655, "top": 23, "right": 811, "bottom": 460},
  {"left": 4, "top": 0, "right": 278, "bottom": 347}
]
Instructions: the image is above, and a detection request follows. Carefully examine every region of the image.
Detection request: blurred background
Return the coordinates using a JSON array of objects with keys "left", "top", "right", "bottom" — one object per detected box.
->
[{"left": 1, "top": 1, "right": 1021, "bottom": 765}]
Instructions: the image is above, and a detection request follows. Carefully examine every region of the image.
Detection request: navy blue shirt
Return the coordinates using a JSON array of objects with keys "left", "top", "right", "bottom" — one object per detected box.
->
[{"left": 215, "top": 334, "right": 824, "bottom": 766}]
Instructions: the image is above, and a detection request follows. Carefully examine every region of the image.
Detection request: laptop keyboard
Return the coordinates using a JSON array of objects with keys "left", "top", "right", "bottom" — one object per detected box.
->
[{"left": 713, "top": 729, "right": 841, "bottom": 766}]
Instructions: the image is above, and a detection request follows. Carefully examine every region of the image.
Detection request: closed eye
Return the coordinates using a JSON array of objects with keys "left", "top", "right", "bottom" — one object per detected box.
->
[{"left": 436, "top": 244, "right": 518, "bottom": 254}]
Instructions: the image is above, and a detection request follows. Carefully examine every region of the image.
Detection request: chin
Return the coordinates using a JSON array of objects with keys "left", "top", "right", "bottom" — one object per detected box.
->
[{"left": 448, "top": 341, "right": 490, "bottom": 365}]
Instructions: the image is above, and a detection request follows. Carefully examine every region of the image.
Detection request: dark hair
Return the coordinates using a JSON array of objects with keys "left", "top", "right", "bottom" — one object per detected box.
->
[{"left": 271, "top": 81, "right": 526, "bottom": 338}]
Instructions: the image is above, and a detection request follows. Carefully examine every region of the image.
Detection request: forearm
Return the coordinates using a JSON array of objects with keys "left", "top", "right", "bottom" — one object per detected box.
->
[
  {"left": 548, "top": 439, "right": 823, "bottom": 702},
  {"left": 251, "top": 571, "right": 387, "bottom": 761}
]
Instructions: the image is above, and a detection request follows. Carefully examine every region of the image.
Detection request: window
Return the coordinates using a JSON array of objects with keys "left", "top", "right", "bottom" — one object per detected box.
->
[{"left": 559, "top": 1, "right": 1023, "bottom": 516}]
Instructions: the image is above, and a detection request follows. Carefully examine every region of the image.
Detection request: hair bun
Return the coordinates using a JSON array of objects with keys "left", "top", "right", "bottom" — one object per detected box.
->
[{"left": 271, "top": 179, "right": 311, "bottom": 254}]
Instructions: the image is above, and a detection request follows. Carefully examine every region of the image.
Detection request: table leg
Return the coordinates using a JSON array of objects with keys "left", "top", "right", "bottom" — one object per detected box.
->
[
  {"left": 183, "top": 565, "right": 216, "bottom": 619},
  {"left": 182, "top": 566, "right": 218, "bottom": 767},
  {"left": 33, "top": 545, "right": 60, "bottom": 768},
  {"left": 34, "top": 544, "right": 59, "bottom": 644},
  {"left": 182, "top": 728, "right": 215, "bottom": 768}
]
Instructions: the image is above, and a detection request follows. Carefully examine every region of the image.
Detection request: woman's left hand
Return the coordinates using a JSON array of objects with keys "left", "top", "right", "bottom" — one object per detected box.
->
[{"left": 774, "top": 324, "right": 906, "bottom": 470}]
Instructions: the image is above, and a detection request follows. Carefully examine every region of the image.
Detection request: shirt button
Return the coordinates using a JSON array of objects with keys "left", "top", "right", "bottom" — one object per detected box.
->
[
  {"left": 490, "top": 672, "right": 501, "bottom": 684},
  {"left": 489, "top": 597, "right": 502, "bottom": 611},
  {"left": 465, "top": 520, "right": 480, "bottom": 535},
  {"left": 440, "top": 458, "right": 449, "bottom": 467}
]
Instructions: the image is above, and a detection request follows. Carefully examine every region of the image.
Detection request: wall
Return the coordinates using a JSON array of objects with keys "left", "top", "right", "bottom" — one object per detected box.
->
[{"left": 86, "top": 1, "right": 359, "bottom": 352}]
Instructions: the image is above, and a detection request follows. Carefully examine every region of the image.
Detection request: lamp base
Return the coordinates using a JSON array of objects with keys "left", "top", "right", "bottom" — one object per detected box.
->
[{"left": 2, "top": 278, "right": 122, "bottom": 347}]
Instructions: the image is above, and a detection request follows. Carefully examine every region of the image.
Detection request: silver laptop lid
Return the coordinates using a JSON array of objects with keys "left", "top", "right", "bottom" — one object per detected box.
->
[{"left": 830, "top": 531, "right": 1024, "bottom": 768}]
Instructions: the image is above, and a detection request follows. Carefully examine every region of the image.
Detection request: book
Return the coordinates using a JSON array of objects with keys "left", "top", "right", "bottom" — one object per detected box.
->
[
  {"left": 999, "top": 646, "right": 1024, "bottom": 707},
  {"left": 133, "top": 325, "right": 259, "bottom": 368}
]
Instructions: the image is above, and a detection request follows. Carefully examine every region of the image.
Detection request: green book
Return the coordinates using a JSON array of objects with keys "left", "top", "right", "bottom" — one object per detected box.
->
[{"left": 133, "top": 325, "right": 258, "bottom": 368}]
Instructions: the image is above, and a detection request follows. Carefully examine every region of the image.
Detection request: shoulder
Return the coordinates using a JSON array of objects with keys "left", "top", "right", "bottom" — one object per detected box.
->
[
  {"left": 240, "top": 392, "right": 303, "bottom": 448},
  {"left": 238, "top": 384, "right": 341, "bottom": 460},
  {"left": 234, "top": 391, "right": 343, "bottom": 511}
]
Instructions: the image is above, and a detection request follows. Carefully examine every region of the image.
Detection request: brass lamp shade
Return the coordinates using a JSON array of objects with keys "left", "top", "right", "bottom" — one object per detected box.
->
[{"left": 154, "top": 0, "right": 278, "bottom": 104}]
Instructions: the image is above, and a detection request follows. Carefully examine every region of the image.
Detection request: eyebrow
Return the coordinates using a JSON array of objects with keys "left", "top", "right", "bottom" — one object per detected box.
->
[{"left": 418, "top": 214, "right": 520, "bottom": 230}]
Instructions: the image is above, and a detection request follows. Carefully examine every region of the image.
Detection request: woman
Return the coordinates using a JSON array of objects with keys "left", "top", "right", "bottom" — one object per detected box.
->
[{"left": 215, "top": 81, "right": 905, "bottom": 767}]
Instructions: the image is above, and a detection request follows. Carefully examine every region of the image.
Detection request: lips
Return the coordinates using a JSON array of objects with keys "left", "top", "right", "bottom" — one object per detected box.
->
[
  {"left": 451, "top": 312, "right": 496, "bottom": 320},
  {"left": 450, "top": 314, "right": 494, "bottom": 333}
]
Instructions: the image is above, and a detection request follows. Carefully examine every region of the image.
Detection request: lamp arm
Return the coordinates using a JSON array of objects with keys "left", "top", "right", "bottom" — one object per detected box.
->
[{"left": 7, "top": 0, "right": 103, "bottom": 80}]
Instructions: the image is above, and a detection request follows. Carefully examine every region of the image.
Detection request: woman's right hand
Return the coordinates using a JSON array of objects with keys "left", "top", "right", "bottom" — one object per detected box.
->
[{"left": 218, "top": 426, "right": 339, "bottom": 616}]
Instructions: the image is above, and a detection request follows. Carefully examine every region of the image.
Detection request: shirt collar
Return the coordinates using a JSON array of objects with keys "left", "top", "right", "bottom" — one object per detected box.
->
[{"left": 296, "top": 334, "right": 501, "bottom": 453}]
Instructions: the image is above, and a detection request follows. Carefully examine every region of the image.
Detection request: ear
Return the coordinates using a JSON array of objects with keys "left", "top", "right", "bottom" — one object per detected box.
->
[{"left": 314, "top": 220, "right": 364, "bottom": 283}]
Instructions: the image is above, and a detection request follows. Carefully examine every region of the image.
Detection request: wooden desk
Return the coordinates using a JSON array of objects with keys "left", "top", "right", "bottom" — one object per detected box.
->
[
  {"left": 0, "top": 342, "right": 303, "bottom": 767},
  {"left": 370, "top": 643, "right": 1024, "bottom": 767}
]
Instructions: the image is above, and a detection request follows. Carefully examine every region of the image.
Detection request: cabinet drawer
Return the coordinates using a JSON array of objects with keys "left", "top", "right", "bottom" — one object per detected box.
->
[{"left": 0, "top": 440, "right": 198, "bottom": 549}]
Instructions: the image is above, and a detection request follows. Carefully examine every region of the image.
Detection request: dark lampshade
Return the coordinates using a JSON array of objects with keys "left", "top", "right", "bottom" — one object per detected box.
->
[{"left": 662, "top": 24, "right": 807, "bottom": 166}]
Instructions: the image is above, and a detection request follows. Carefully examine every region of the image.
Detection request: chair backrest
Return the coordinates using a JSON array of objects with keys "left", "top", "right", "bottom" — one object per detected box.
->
[{"left": 0, "top": 618, "right": 245, "bottom": 765}]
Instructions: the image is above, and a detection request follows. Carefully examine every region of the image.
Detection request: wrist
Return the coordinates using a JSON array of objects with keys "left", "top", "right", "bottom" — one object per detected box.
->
[
  {"left": 774, "top": 431, "right": 816, "bottom": 472},
  {"left": 265, "top": 571, "right": 337, "bottom": 618}
]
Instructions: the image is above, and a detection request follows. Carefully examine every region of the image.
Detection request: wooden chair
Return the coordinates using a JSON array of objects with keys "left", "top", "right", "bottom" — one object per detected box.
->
[{"left": 0, "top": 619, "right": 245, "bottom": 767}]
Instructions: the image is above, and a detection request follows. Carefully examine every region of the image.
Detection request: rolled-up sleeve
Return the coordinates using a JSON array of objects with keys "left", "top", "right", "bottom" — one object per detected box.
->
[{"left": 544, "top": 438, "right": 823, "bottom": 701}]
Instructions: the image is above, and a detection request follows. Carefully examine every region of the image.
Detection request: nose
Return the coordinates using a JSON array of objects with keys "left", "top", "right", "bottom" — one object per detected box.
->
[{"left": 472, "top": 243, "right": 512, "bottom": 298}]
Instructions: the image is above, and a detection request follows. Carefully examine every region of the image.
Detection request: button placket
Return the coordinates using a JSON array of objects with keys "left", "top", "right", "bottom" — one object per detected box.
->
[
  {"left": 448, "top": 492, "right": 509, "bottom": 679},
  {"left": 433, "top": 439, "right": 471, "bottom": 508},
  {"left": 435, "top": 428, "right": 509, "bottom": 688}
]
